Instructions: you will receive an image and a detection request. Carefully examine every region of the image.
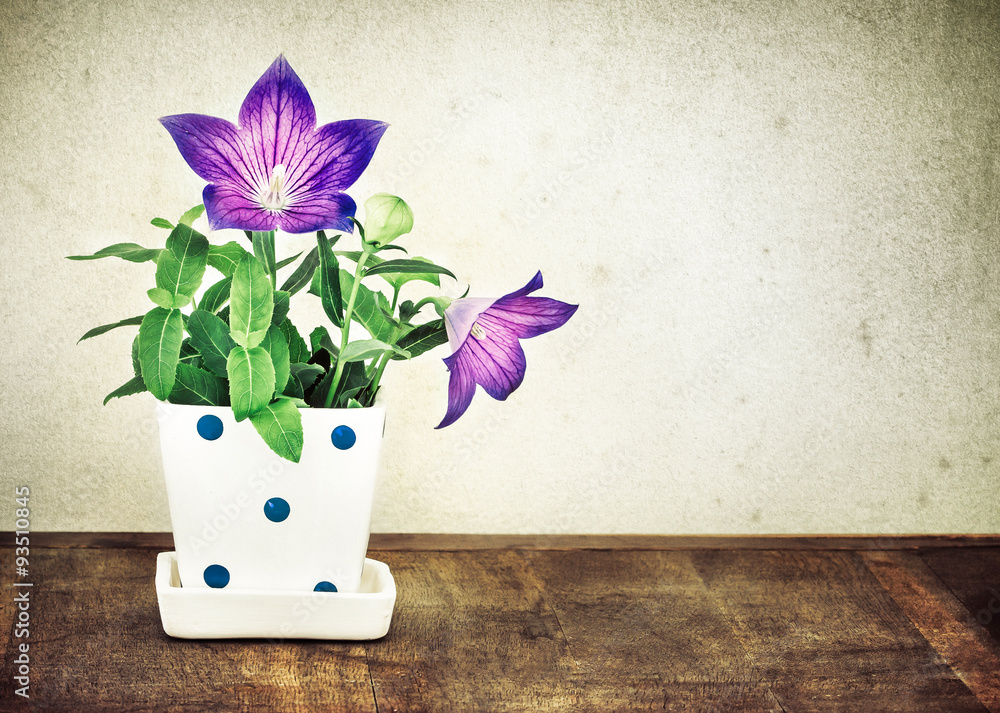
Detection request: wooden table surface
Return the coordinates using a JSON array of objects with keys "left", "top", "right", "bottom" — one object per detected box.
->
[{"left": 1, "top": 534, "right": 999, "bottom": 712}]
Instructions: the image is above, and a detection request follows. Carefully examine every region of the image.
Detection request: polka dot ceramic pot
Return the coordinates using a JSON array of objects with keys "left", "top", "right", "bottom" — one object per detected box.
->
[{"left": 156, "top": 398, "right": 386, "bottom": 593}]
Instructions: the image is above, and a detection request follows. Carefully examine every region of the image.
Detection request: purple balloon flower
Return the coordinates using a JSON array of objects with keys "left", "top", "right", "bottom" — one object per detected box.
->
[
  {"left": 160, "top": 55, "right": 388, "bottom": 234},
  {"left": 437, "top": 272, "right": 578, "bottom": 428}
]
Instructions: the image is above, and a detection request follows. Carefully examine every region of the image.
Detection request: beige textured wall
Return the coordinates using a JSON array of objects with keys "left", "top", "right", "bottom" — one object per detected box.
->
[{"left": 1, "top": 0, "right": 998, "bottom": 533}]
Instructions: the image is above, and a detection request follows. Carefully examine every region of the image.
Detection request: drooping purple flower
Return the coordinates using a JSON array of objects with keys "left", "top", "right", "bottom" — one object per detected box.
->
[
  {"left": 160, "top": 55, "right": 387, "bottom": 234},
  {"left": 437, "top": 272, "right": 578, "bottom": 428}
]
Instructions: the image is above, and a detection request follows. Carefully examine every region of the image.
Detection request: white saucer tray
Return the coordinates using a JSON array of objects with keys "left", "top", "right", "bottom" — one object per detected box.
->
[{"left": 155, "top": 552, "right": 396, "bottom": 640}]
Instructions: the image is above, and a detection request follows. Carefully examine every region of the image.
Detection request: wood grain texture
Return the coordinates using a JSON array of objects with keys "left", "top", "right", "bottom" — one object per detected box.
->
[
  {"left": 919, "top": 547, "right": 1000, "bottom": 644},
  {"left": 1, "top": 544, "right": 996, "bottom": 712},
  {"left": 863, "top": 550, "right": 1000, "bottom": 713},
  {"left": 689, "top": 549, "right": 987, "bottom": 713},
  {"left": 4, "top": 531, "right": 1000, "bottom": 550},
  {"left": 0, "top": 549, "right": 376, "bottom": 713},
  {"left": 521, "top": 550, "right": 783, "bottom": 712},
  {"left": 364, "top": 550, "right": 581, "bottom": 712}
]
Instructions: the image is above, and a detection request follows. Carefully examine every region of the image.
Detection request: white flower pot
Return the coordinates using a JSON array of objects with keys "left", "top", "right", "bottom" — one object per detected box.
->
[{"left": 155, "top": 397, "right": 386, "bottom": 594}]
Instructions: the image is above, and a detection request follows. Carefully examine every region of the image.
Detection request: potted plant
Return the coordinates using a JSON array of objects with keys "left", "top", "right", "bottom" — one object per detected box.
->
[{"left": 71, "top": 56, "right": 577, "bottom": 637}]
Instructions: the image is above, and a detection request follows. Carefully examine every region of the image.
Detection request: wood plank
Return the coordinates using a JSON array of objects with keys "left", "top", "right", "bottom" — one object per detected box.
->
[
  {"left": 363, "top": 550, "right": 583, "bottom": 712},
  {"left": 3, "top": 544, "right": 999, "bottom": 712},
  {"left": 5, "top": 531, "right": 1000, "bottom": 551},
  {"left": 863, "top": 550, "right": 1000, "bottom": 712},
  {"left": 919, "top": 546, "right": 1000, "bottom": 644},
  {"left": 0, "top": 548, "right": 376, "bottom": 712},
  {"left": 520, "top": 550, "right": 784, "bottom": 712},
  {"left": 689, "top": 549, "right": 987, "bottom": 713}
]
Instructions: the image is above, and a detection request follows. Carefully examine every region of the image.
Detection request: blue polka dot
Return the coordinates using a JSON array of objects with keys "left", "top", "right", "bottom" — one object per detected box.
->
[
  {"left": 331, "top": 425, "right": 356, "bottom": 450},
  {"left": 314, "top": 581, "right": 338, "bottom": 592},
  {"left": 204, "top": 564, "right": 230, "bottom": 588},
  {"left": 197, "top": 415, "right": 224, "bottom": 441},
  {"left": 264, "top": 497, "right": 290, "bottom": 523}
]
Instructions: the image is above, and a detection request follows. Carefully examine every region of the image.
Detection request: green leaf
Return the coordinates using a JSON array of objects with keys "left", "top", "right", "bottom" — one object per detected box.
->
[
  {"left": 67, "top": 242, "right": 162, "bottom": 263},
  {"left": 249, "top": 398, "right": 303, "bottom": 463},
  {"left": 335, "top": 361, "right": 373, "bottom": 407},
  {"left": 155, "top": 224, "right": 210, "bottom": 302},
  {"left": 378, "top": 307, "right": 402, "bottom": 329},
  {"left": 252, "top": 231, "right": 276, "bottom": 281},
  {"left": 178, "top": 204, "right": 205, "bottom": 227},
  {"left": 275, "top": 251, "right": 304, "bottom": 272},
  {"left": 179, "top": 338, "right": 201, "bottom": 367},
  {"left": 199, "top": 276, "right": 232, "bottom": 314},
  {"left": 318, "top": 230, "right": 341, "bottom": 249},
  {"left": 104, "top": 375, "right": 147, "bottom": 405},
  {"left": 339, "top": 339, "right": 410, "bottom": 363},
  {"left": 392, "top": 319, "right": 449, "bottom": 360},
  {"left": 364, "top": 258, "right": 455, "bottom": 282},
  {"left": 131, "top": 336, "right": 141, "bottom": 376},
  {"left": 309, "top": 360, "right": 368, "bottom": 408},
  {"left": 147, "top": 286, "right": 187, "bottom": 309},
  {"left": 138, "top": 307, "right": 184, "bottom": 400},
  {"left": 309, "top": 326, "right": 340, "bottom": 360},
  {"left": 346, "top": 398, "right": 364, "bottom": 408},
  {"left": 227, "top": 346, "right": 276, "bottom": 421},
  {"left": 364, "top": 194, "right": 413, "bottom": 246},
  {"left": 317, "top": 231, "right": 343, "bottom": 327},
  {"left": 259, "top": 324, "right": 291, "bottom": 395},
  {"left": 187, "top": 309, "right": 236, "bottom": 378},
  {"left": 271, "top": 290, "right": 290, "bottom": 326},
  {"left": 229, "top": 253, "right": 274, "bottom": 348},
  {"left": 339, "top": 269, "right": 395, "bottom": 343},
  {"left": 283, "top": 373, "right": 305, "bottom": 400},
  {"left": 168, "top": 364, "right": 227, "bottom": 406},
  {"left": 207, "top": 241, "right": 252, "bottom": 277},
  {"left": 289, "top": 363, "right": 324, "bottom": 391},
  {"left": 279, "top": 246, "right": 320, "bottom": 296},
  {"left": 151, "top": 218, "right": 174, "bottom": 229},
  {"left": 280, "top": 319, "right": 310, "bottom": 364},
  {"left": 384, "top": 256, "right": 446, "bottom": 292},
  {"left": 78, "top": 315, "right": 144, "bottom": 343}
]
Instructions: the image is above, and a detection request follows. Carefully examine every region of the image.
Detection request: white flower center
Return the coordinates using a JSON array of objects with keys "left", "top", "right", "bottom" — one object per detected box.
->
[
  {"left": 260, "top": 164, "right": 287, "bottom": 212},
  {"left": 470, "top": 321, "right": 487, "bottom": 340}
]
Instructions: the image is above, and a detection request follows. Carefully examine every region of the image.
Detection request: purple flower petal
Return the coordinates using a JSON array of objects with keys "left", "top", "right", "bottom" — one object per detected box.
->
[
  {"left": 436, "top": 350, "right": 477, "bottom": 428},
  {"left": 159, "top": 114, "right": 255, "bottom": 188},
  {"left": 291, "top": 120, "right": 389, "bottom": 194},
  {"left": 436, "top": 272, "right": 577, "bottom": 427},
  {"left": 462, "top": 315, "right": 527, "bottom": 400},
  {"left": 276, "top": 192, "right": 357, "bottom": 234},
  {"left": 443, "top": 297, "right": 496, "bottom": 351},
  {"left": 501, "top": 270, "right": 545, "bottom": 299},
  {"left": 203, "top": 183, "right": 277, "bottom": 232},
  {"left": 488, "top": 297, "right": 579, "bottom": 339},
  {"left": 238, "top": 55, "right": 316, "bottom": 182},
  {"left": 160, "top": 55, "right": 387, "bottom": 234}
]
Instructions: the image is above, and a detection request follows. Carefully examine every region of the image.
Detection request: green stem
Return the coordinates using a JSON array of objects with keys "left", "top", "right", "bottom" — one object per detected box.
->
[
  {"left": 324, "top": 250, "right": 371, "bottom": 407},
  {"left": 366, "top": 285, "right": 402, "bottom": 396}
]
